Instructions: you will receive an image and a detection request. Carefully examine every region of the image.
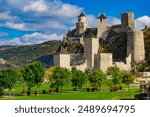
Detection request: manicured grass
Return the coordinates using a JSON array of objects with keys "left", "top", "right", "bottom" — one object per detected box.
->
[{"left": 0, "top": 83, "right": 140, "bottom": 100}]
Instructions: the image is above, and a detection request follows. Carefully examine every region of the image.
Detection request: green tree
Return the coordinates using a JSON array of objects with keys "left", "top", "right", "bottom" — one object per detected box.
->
[
  {"left": 107, "top": 66, "right": 122, "bottom": 86},
  {"left": 50, "top": 66, "right": 72, "bottom": 93},
  {"left": 21, "top": 61, "right": 44, "bottom": 95},
  {"left": 0, "top": 68, "right": 21, "bottom": 97},
  {"left": 89, "top": 69, "right": 107, "bottom": 91},
  {"left": 121, "top": 71, "right": 134, "bottom": 89},
  {"left": 71, "top": 67, "right": 88, "bottom": 91}
]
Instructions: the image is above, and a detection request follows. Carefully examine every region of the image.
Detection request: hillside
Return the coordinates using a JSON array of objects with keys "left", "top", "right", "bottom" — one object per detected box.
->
[{"left": 0, "top": 40, "right": 61, "bottom": 68}]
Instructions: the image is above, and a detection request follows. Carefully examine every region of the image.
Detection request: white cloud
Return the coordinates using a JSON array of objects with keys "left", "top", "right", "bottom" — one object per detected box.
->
[
  {"left": 0, "top": 32, "right": 63, "bottom": 45},
  {"left": 107, "top": 16, "right": 121, "bottom": 26},
  {"left": 135, "top": 16, "right": 150, "bottom": 30},
  {"left": 23, "top": 0, "right": 48, "bottom": 13},
  {"left": 54, "top": 3, "right": 83, "bottom": 18},
  {"left": 0, "top": 11, "right": 16, "bottom": 21},
  {"left": 86, "top": 14, "right": 97, "bottom": 27},
  {"left": 4, "top": 22, "right": 30, "bottom": 31}
]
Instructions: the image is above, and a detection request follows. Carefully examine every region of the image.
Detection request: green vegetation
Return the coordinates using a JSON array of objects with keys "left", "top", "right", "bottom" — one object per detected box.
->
[
  {"left": 0, "top": 83, "right": 140, "bottom": 100},
  {"left": 0, "top": 40, "right": 61, "bottom": 68},
  {"left": 0, "top": 63, "right": 141, "bottom": 100},
  {"left": 20, "top": 61, "right": 45, "bottom": 95},
  {"left": 89, "top": 69, "right": 107, "bottom": 91},
  {"left": 50, "top": 66, "right": 72, "bottom": 93},
  {"left": 0, "top": 68, "right": 21, "bottom": 97},
  {"left": 71, "top": 67, "right": 88, "bottom": 91}
]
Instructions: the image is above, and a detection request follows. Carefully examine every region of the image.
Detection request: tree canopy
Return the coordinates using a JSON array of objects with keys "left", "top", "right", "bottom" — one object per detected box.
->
[
  {"left": 50, "top": 66, "right": 72, "bottom": 92},
  {"left": 71, "top": 67, "right": 88, "bottom": 90},
  {"left": 89, "top": 69, "right": 107, "bottom": 91}
]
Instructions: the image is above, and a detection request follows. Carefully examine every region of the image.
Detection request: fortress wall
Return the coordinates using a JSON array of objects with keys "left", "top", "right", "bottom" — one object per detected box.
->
[
  {"left": 98, "top": 53, "right": 113, "bottom": 72},
  {"left": 114, "top": 54, "right": 131, "bottom": 71},
  {"left": 54, "top": 54, "right": 71, "bottom": 69},
  {"left": 72, "top": 61, "right": 87, "bottom": 72},
  {"left": 84, "top": 37, "right": 99, "bottom": 68},
  {"left": 114, "top": 62, "right": 130, "bottom": 71}
]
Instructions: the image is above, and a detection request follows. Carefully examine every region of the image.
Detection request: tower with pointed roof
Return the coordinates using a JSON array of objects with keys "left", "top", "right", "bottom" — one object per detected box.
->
[
  {"left": 97, "top": 13, "right": 107, "bottom": 38},
  {"left": 75, "top": 12, "right": 88, "bottom": 35}
]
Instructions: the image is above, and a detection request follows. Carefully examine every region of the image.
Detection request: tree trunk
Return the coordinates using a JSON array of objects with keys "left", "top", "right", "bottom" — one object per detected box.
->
[
  {"left": 36, "top": 84, "right": 39, "bottom": 96},
  {"left": 9, "top": 89, "right": 11, "bottom": 98},
  {"left": 61, "top": 86, "right": 62, "bottom": 93}
]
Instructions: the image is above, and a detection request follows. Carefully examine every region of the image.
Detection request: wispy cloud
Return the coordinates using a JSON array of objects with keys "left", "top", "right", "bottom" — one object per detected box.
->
[
  {"left": 0, "top": 32, "right": 63, "bottom": 45},
  {"left": 135, "top": 16, "right": 150, "bottom": 30}
]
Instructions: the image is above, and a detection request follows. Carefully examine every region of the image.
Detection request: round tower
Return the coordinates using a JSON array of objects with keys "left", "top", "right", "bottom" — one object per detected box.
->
[
  {"left": 127, "top": 30, "right": 145, "bottom": 63},
  {"left": 75, "top": 12, "right": 88, "bottom": 35}
]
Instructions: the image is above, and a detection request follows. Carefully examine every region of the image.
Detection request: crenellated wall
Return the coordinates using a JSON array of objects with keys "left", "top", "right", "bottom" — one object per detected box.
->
[
  {"left": 53, "top": 54, "right": 71, "bottom": 69},
  {"left": 94, "top": 53, "right": 113, "bottom": 72}
]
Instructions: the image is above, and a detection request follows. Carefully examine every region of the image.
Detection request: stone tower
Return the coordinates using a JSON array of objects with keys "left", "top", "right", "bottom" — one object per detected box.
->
[
  {"left": 97, "top": 13, "right": 107, "bottom": 38},
  {"left": 127, "top": 30, "right": 145, "bottom": 63},
  {"left": 84, "top": 37, "right": 99, "bottom": 68},
  {"left": 75, "top": 12, "right": 88, "bottom": 35},
  {"left": 121, "top": 12, "right": 135, "bottom": 29},
  {"left": 53, "top": 53, "right": 70, "bottom": 69}
]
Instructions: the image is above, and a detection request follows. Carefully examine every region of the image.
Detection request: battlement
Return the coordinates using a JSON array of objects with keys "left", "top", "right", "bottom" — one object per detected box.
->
[{"left": 121, "top": 12, "right": 135, "bottom": 29}]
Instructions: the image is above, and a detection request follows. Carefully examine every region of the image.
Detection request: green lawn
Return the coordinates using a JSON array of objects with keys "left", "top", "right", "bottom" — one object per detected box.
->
[{"left": 0, "top": 83, "right": 140, "bottom": 100}]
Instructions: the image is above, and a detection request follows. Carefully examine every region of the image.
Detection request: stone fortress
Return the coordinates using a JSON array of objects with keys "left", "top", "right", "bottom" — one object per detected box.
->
[{"left": 53, "top": 12, "right": 145, "bottom": 72}]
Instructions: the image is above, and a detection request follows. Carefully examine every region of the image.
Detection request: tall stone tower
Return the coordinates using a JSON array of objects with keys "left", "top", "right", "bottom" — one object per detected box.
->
[
  {"left": 121, "top": 12, "right": 135, "bottom": 29},
  {"left": 97, "top": 13, "right": 107, "bottom": 38},
  {"left": 127, "top": 30, "right": 145, "bottom": 63},
  {"left": 122, "top": 12, "right": 145, "bottom": 63},
  {"left": 75, "top": 12, "right": 88, "bottom": 35},
  {"left": 84, "top": 37, "right": 99, "bottom": 68}
]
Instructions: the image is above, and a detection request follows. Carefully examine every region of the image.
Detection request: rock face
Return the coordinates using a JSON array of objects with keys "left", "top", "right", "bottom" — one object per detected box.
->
[{"left": 0, "top": 58, "right": 5, "bottom": 64}]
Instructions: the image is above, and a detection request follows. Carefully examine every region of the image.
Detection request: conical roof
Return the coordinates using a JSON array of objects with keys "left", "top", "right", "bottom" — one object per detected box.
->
[
  {"left": 98, "top": 13, "right": 107, "bottom": 19},
  {"left": 78, "top": 12, "right": 85, "bottom": 17}
]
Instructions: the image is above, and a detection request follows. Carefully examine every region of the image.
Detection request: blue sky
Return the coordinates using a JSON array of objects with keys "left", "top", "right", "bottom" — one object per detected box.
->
[{"left": 0, "top": 0, "right": 150, "bottom": 45}]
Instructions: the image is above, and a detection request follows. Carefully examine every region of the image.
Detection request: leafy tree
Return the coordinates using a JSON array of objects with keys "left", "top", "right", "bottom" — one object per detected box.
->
[
  {"left": 20, "top": 61, "right": 44, "bottom": 95},
  {"left": 0, "top": 68, "right": 21, "bottom": 97},
  {"left": 121, "top": 71, "right": 134, "bottom": 89},
  {"left": 50, "top": 66, "right": 72, "bottom": 93},
  {"left": 89, "top": 69, "right": 107, "bottom": 91},
  {"left": 71, "top": 67, "right": 88, "bottom": 91},
  {"left": 107, "top": 66, "right": 122, "bottom": 86}
]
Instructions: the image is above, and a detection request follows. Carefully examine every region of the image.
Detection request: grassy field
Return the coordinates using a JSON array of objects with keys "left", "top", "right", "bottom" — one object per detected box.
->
[{"left": 0, "top": 83, "right": 140, "bottom": 100}]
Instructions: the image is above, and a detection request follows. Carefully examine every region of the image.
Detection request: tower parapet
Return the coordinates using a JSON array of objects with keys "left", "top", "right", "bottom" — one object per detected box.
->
[{"left": 121, "top": 12, "right": 135, "bottom": 29}]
